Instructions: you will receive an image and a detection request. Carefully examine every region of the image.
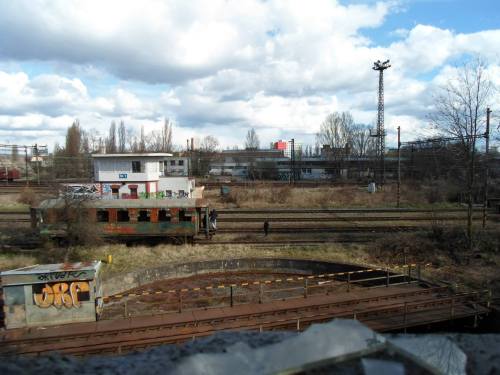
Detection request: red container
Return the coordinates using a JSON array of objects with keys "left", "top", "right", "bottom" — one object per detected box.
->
[{"left": 0, "top": 168, "right": 21, "bottom": 181}]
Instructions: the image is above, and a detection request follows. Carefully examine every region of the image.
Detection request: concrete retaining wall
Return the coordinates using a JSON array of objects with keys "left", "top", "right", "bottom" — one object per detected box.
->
[{"left": 103, "top": 258, "right": 366, "bottom": 296}]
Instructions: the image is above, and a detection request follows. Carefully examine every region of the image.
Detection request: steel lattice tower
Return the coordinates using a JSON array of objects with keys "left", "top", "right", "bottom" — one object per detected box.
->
[{"left": 372, "top": 59, "right": 391, "bottom": 184}]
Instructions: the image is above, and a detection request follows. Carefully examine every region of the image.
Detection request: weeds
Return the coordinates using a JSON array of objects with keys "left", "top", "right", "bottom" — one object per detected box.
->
[{"left": 17, "top": 188, "right": 38, "bottom": 206}]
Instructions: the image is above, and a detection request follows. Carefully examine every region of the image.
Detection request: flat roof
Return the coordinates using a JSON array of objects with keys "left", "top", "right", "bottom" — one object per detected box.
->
[
  {"left": 1, "top": 261, "right": 102, "bottom": 286},
  {"left": 36, "top": 197, "right": 208, "bottom": 209},
  {"left": 92, "top": 153, "right": 173, "bottom": 158},
  {"left": 1, "top": 261, "right": 101, "bottom": 275}
]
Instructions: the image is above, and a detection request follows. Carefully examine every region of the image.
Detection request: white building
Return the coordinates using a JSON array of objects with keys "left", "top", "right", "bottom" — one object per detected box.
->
[
  {"left": 92, "top": 153, "right": 197, "bottom": 199},
  {"left": 164, "top": 156, "right": 189, "bottom": 176},
  {"left": 284, "top": 141, "right": 302, "bottom": 159}
]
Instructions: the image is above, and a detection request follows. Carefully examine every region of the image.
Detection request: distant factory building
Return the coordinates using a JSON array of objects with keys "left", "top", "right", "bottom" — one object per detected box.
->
[{"left": 271, "top": 139, "right": 302, "bottom": 158}]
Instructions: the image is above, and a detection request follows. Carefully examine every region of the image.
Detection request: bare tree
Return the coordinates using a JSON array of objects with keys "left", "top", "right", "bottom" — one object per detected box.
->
[
  {"left": 118, "top": 120, "right": 127, "bottom": 153},
  {"left": 84, "top": 128, "right": 101, "bottom": 153},
  {"left": 245, "top": 128, "right": 260, "bottom": 150},
  {"left": 316, "top": 112, "right": 354, "bottom": 149},
  {"left": 81, "top": 130, "right": 90, "bottom": 154},
  {"left": 65, "top": 120, "right": 82, "bottom": 157},
  {"left": 139, "top": 125, "right": 146, "bottom": 152},
  {"left": 316, "top": 112, "right": 355, "bottom": 177},
  {"left": 106, "top": 121, "right": 117, "bottom": 153},
  {"left": 430, "top": 58, "right": 493, "bottom": 244},
  {"left": 126, "top": 127, "right": 137, "bottom": 152},
  {"left": 146, "top": 130, "right": 162, "bottom": 152},
  {"left": 200, "top": 135, "right": 220, "bottom": 152},
  {"left": 163, "top": 118, "right": 173, "bottom": 152},
  {"left": 351, "top": 124, "right": 375, "bottom": 157}
]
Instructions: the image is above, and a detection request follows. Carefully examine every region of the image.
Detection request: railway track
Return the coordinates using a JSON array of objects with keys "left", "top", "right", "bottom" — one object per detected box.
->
[
  {"left": 218, "top": 207, "right": 493, "bottom": 214},
  {"left": 0, "top": 285, "right": 489, "bottom": 356}
]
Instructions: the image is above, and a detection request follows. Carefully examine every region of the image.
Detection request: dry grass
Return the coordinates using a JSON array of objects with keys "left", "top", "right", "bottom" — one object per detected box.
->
[
  {"left": 0, "top": 194, "right": 29, "bottom": 211},
  {"left": 205, "top": 183, "right": 459, "bottom": 209},
  {"left": 0, "top": 243, "right": 371, "bottom": 278},
  {"left": 71, "top": 242, "right": 372, "bottom": 279},
  {"left": 17, "top": 187, "right": 38, "bottom": 206},
  {"left": 0, "top": 253, "right": 37, "bottom": 271},
  {"left": 1, "top": 238, "right": 498, "bottom": 297}
]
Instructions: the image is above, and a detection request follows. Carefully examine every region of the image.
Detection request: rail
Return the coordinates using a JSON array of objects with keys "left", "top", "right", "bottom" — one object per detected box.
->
[
  {"left": 104, "top": 264, "right": 431, "bottom": 315},
  {"left": 0, "top": 288, "right": 490, "bottom": 356}
]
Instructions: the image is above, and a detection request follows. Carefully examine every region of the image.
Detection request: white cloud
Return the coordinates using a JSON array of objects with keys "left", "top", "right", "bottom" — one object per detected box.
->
[{"left": 0, "top": 0, "right": 499, "bottom": 149}]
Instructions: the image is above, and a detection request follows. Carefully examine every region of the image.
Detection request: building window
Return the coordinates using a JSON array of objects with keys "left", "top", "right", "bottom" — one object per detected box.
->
[
  {"left": 117, "top": 210, "right": 130, "bottom": 222},
  {"left": 129, "top": 187, "right": 138, "bottom": 199},
  {"left": 170, "top": 160, "right": 176, "bottom": 166},
  {"left": 138, "top": 210, "right": 150, "bottom": 222},
  {"left": 178, "top": 160, "right": 184, "bottom": 166},
  {"left": 97, "top": 210, "right": 109, "bottom": 222},
  {"left": 158, "top": 209, "right": 171, "bottom": 222},
  {"left": 132, "top": 161, "right": 141, "bottom": 173},
  {"left": 179, "top": 209, "right": 191, "bottom": 222}
]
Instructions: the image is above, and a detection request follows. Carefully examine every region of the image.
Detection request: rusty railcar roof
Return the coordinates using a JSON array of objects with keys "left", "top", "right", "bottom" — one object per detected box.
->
[{"left": 36, "top": 198, "right": 208, "bottom": 209}]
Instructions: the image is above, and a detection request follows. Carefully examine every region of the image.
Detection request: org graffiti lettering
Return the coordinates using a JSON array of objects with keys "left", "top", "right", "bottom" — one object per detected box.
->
[{"left": 33, "top": 281, "right": 90, "bottom": 308}]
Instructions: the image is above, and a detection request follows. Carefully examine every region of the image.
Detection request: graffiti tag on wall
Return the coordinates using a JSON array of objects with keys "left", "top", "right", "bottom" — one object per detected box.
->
[
  {"left": 37, "top": 271, "right": 87, "bottom": 282},
  {"left": 138, "top": 191, "right": 189, "bottom": 199},
  {"left": 33, "top": 281, "right": 90, "bottom": 308}
]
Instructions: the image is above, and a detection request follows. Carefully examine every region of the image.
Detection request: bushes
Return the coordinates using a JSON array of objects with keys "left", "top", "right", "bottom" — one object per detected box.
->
[
  {"left": 372, "top": 226, "right": 500, "bottom": 267},
  {"left": 17, "top": 188, "right": 38, "bottom": 206}
]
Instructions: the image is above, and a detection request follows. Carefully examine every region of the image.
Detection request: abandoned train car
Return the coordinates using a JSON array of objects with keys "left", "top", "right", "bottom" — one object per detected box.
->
[{"left": 32, "top": 198, "right": 211, "bottom": 243}]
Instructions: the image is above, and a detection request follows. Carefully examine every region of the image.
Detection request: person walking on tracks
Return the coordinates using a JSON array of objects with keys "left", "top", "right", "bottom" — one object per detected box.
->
[
  {"left": 209, "top": 209, "right": 218, "bottom": 231},
  {"left": 263, "top": 220, "right": 269, "bottom": 236}
]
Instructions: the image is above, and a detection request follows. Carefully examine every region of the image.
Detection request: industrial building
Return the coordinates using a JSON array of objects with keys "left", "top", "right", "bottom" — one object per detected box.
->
[{"left": 92, "top": 153, "right": 196, "bottom": 199}]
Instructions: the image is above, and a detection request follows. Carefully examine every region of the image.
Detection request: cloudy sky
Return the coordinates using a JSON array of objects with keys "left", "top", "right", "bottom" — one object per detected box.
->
[{"left": 0, "top": 0, "right": 499, "bottom": 150}]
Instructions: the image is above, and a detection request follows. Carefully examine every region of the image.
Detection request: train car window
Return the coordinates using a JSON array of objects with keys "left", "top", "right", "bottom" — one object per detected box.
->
[
  {"left": 138, "top": 210, "right": 150, "bottom": 222},
  {"left": 158, "top": 209, "right": 171, "bottom": 222},
  {"left": 132, "top": 161, "right": 141, "bottom": 173},
  {"left": 178, "top": 160, "right": 184, "bottom": 166},
  {"left": 55, "top": 209, "right": 67, "bottom": 221},
  {"left": 117, "top": 210, "right": 130, "bottom": 222},
  {"left": 96, "top": 210, "right": 109, "bottom": 222},
  {"left": 179, "top": 209, "right": 192, "bottom": 222},
  {"left": 165, "top": 190, "right": 172, "bottom": 198}
]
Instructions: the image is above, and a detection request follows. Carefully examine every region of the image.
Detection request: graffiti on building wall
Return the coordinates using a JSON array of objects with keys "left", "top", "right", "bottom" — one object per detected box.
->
[
  {"left": 138, "top": 191, "right": 189, "bottom": 199},
  {"left": 33, "top": 281, "right": 90, "bottom": 308},
  {"left": 37, "top": 271, "right": 87, "bottom": 282}
]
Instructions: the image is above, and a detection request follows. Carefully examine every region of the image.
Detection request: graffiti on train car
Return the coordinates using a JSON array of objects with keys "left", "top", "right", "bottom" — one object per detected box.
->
[{"left": 33, "top": 281, "right": 90, "bottom": 308}]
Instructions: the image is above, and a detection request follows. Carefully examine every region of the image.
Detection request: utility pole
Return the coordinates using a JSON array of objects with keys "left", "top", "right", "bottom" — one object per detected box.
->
[
  {"left": 397, "top": 126, "right": 401, "bottom": 208},
  {"left": 24, "top": 146, "right": 29, "bottom": 186},
  {"left": 290, "top": 138, "right": 295, "bottom": 184},
  {"left": 482, "top": 108, "right": 491, "bottom": 228},
  {"left": 34, "top": 143, "right": 40, "bottom": 185},
  {"left": 371, "top": 59, "right": 391, "bottom": 186}
]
